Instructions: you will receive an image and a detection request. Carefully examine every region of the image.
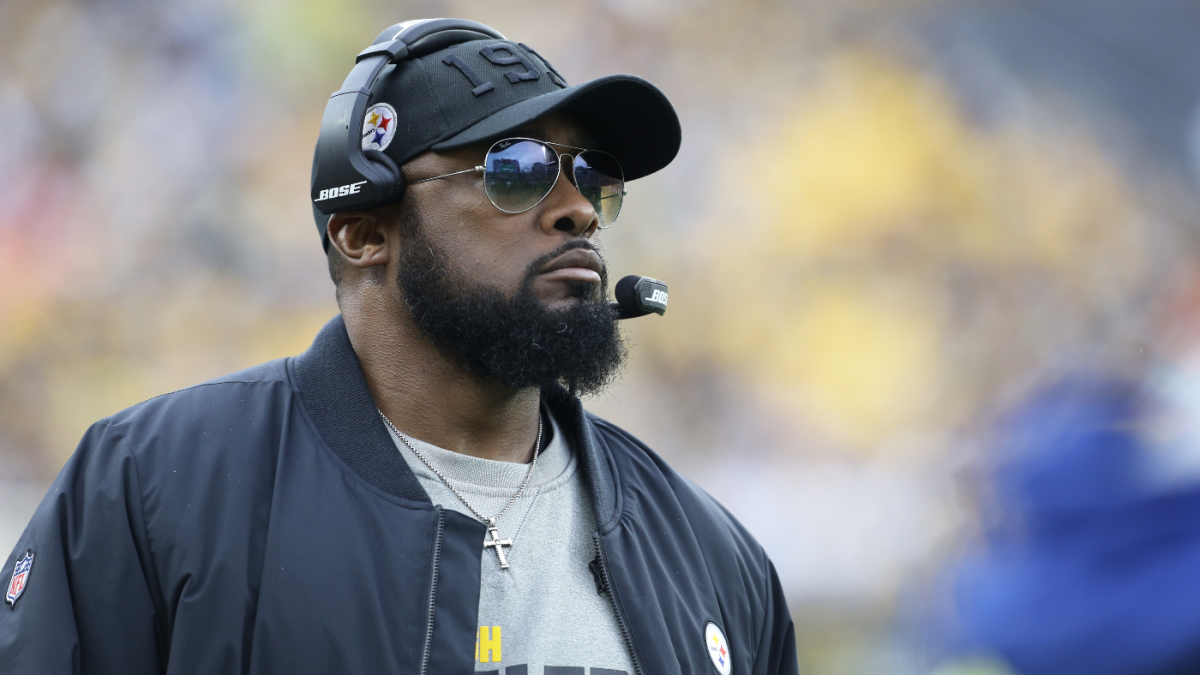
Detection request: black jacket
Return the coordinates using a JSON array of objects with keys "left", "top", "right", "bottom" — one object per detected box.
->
[{"left": 1, "top": 316, "right": 797, "bottom": 675}]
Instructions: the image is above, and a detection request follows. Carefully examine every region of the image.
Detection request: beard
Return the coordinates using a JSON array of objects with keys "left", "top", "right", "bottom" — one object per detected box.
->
[{"left": 394, "top": 206, "right": 627, "bottom": 396}]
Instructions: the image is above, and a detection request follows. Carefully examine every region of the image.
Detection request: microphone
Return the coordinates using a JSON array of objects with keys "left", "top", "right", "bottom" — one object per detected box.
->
[{"left": 612, "top": 275, "right": 668, "bottom": 320}]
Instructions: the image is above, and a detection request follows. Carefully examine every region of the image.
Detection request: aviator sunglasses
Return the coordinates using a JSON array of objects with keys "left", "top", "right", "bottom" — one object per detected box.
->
[{"left": 408, "top": 138, "right": 626, "bottom": 228}]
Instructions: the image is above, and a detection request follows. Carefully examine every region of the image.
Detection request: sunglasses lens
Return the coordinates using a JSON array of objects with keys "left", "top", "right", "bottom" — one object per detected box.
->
[
  {"left": 573, "top": 151, "right": 624, "bottom": 227},
  {"left": 483, "top": 139, "right": 559, "bottom": 213}
]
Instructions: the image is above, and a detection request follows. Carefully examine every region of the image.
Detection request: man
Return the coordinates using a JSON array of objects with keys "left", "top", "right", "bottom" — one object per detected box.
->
[{"left": 1, "top": 19, "right": 797, "bottom": 675}]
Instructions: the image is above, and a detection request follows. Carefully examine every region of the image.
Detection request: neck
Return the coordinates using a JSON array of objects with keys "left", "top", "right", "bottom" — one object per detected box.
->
[{"left": 341, "top": 286, "right": 542, "bottom": 464}]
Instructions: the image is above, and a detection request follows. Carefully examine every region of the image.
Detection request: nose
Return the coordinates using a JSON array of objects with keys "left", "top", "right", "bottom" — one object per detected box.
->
[{"left": 537, "top": 154, "right": 599, "bottom": 238}]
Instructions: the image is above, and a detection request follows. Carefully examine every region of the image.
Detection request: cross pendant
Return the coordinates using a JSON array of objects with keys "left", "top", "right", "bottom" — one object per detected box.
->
[{"left": 483, "top": 518, "right": 513, "bottom": 569}]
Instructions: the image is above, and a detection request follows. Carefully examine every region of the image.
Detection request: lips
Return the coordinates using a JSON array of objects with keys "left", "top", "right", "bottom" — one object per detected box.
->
[{"left": 538, "top": 248, "right": 604, "bottom": 283}]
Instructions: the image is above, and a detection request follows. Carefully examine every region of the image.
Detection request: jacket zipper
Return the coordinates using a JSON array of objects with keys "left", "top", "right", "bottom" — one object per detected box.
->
[
  {"left": 593, "top": 534, "right": 645, "bottom": 675},
  {"left": 420, "top": 507, "right": 445, "bottom": 675}
]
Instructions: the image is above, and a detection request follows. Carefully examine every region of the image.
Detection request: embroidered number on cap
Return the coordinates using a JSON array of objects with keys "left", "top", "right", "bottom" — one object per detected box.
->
[
  {"left": 479, "top": 45, "right": 540, "bottom": 83},
  {"left": 444, "top": 44, "right": 560, "bottom": 94},
  {"left": 442, "top": 55, "right": 495, "bottom": 97},
  {"left": 519, "top": 43, "right": 568, "bottom": 88}
]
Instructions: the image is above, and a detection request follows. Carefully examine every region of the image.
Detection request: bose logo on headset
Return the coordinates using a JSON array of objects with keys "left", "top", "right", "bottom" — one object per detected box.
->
[{"left": 314, "top": 181, "right": 368, "bottom": 202}]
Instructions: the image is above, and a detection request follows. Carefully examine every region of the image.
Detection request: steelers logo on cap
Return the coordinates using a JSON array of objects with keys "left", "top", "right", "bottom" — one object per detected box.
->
[
  {"left": 705, "top": 621, "right": 732, "bottom": 675},
  {"left": 361, "top": 103, "right": 397, "bottom": 152}
]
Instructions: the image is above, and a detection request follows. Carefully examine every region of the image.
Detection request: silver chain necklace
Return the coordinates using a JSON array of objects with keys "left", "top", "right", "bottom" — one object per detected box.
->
[{"left": 377, "top": 409, "right": 543, "bottom": 570}]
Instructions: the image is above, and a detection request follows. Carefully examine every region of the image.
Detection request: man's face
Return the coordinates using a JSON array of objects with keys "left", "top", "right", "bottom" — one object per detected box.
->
[
  {"left": 399, "top": 111, "right": 606, "bottom": 311},
  {"left": 386, "top": 111, "right": 626, "bottom": 394}
]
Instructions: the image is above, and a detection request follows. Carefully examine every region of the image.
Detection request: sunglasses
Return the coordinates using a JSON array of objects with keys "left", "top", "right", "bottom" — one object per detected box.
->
[{"left": 408, "top": 138, "right": 626, "bottom": 228}]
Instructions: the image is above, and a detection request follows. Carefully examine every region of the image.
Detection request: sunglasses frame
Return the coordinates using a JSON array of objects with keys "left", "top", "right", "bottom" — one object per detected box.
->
[{"left": 407, "top": 137, "right": 626, "bottom": 229}]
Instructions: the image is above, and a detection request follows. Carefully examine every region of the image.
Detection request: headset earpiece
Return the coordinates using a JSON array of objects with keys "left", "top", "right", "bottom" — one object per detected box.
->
[
  {"left": 362, "top": 149, "right": 404, "bottom": 204},
  {"left": 311, "top": 19, "right": 505, "bottom": 223}
]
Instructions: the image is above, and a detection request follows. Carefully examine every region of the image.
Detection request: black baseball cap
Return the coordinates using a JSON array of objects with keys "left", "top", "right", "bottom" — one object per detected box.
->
[{"left": 311, "top": 26, "right": 681, "bottom": 236}]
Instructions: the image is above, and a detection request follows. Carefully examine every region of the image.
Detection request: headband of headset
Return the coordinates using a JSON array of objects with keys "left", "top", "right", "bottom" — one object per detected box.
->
[{"left": 310, "top": 19, "right": 505, "bottom": 217}]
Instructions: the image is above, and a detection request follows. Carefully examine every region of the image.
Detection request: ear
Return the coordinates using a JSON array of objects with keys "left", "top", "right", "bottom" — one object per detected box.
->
[{"left": 327, "top": 210, "right": 390, "bottom": 269}]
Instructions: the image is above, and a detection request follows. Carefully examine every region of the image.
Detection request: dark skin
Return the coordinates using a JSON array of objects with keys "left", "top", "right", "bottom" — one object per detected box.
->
[{"left": 327, "top": 111, "right": 602, "bottom": 464}]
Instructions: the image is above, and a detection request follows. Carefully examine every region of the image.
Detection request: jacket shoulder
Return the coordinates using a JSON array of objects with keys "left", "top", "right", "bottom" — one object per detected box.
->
[
  {"left": 92, "top": 358, "right": 298, "bottom": 470},
  {"left": 106, "top": 358, "right": 293, "bottom": 425}
]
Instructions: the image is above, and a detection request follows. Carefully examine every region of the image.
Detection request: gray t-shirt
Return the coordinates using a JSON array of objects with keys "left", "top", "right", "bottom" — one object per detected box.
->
[{"left": 386, "top": 411, "right": 635, "bottom": 675}]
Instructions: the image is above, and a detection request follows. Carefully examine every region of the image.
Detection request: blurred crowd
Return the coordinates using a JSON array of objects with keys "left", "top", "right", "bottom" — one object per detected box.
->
[{"left": 5, "top": 0, "right": 1200, "bottom": 672}]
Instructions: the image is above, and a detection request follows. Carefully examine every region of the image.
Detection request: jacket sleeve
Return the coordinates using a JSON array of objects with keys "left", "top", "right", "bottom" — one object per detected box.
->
[
  {"left": 754, "top": 559, "right": 799, "bottom": 675},
  {"left": 0, "top": 419, "right": 164, "bottom": 674}
]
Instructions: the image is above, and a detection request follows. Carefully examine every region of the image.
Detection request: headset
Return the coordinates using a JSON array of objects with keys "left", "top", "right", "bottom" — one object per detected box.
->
[{"left": 310, "top": 19, "right": 505, "bottom": 218}]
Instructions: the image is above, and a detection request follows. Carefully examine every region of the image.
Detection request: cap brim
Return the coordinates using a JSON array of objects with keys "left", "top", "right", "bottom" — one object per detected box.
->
[{"left": 431, "top": 74, "right": 680, "bottom": 181}]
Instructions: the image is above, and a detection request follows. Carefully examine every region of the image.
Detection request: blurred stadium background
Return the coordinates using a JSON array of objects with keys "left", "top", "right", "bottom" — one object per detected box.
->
[{"left": 4, "top": 0, "right": 1200, "bottom": 672}]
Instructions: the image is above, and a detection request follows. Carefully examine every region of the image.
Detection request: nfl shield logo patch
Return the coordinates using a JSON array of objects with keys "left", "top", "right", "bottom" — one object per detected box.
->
[{"left": 6, "top": 550, "right": 34, "bottom": 607}]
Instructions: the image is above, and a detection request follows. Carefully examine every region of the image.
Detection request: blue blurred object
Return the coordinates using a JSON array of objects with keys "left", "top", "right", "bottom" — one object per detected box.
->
[{"left": 956, "top": 375, "right": 1200, "bottom": 675}]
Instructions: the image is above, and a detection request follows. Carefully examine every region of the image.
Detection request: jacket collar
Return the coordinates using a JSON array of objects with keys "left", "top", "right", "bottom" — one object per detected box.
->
[{"left": 290, "top": 315, "right": 618, "bottom": 524}]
